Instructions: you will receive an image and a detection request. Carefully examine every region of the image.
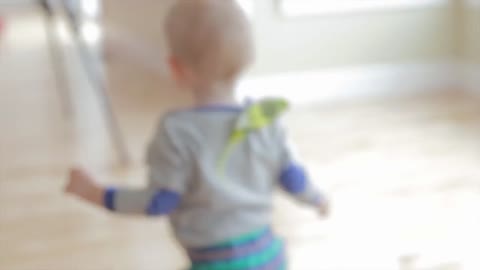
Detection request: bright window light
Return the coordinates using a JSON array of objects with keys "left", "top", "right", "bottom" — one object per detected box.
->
[
  {"left": 81, "top": 0, "right": 101, "bottom": 18},
  {"left": 81, "top": 21, "right": 101, "bottom": 46}
]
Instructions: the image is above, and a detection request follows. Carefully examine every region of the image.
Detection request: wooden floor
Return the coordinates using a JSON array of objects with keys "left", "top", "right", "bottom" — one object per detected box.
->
[{"left": 2, "top": 7, "right": 480, "bottom": 270}]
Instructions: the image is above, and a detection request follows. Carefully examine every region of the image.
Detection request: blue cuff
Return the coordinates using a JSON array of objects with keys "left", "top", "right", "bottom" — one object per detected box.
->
[
  {"left": 280, "top": 163, "right": 308, "bottom": 194},
  {"left": 104, "top": 187, "right": 117, "bottom": 211},
  {"left": 146, "top": 190, "right": 181, "bottom": 216}
]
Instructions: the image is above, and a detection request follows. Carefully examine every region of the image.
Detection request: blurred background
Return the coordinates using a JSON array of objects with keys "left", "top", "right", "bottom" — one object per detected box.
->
[{"left": 1, "top": 0, "right": 480, "bottom": 269}]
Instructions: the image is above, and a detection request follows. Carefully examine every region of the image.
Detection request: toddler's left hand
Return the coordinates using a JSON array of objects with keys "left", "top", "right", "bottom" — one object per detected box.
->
[{"left": 317, "top": 196, "right": 330, "bottom": 218}]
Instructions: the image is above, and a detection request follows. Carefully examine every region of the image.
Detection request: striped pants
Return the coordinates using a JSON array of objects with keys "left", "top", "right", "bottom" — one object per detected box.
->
[{"left": 187, "top": 227, "right": 286, "bottom": 270}]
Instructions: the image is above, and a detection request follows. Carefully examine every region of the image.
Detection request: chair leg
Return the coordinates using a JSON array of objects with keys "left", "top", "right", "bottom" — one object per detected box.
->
[
  {"left": 76, "top": 44, "right": 131, "bottom": 165},
  {"left": 41, "top": 0, "right": 73, "bottom": 116},
  {"left": 62, "top": 1, "right": 130, "bottom": 165},
  {"left": 40, "top": 0, "right": 130, "bottom": 165}
]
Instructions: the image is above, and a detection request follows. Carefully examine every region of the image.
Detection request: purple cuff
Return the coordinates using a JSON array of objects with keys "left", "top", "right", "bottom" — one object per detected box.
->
[{"left": 104, "top": 187, "right": 117, "bottom": 211}]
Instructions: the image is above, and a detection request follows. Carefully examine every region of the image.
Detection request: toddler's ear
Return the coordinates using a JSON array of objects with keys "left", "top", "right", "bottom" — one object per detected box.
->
[{"left": 168, "top": 56, "right": 185, "bottom": 83}]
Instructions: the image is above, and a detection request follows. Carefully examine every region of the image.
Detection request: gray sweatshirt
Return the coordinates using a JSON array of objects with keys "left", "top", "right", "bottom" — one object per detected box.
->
[{"left": 108, "top": 106, "right": 323, "bottom": 248}]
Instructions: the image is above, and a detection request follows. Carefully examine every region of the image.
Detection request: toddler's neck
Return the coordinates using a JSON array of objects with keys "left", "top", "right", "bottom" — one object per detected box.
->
[{"left": 192, "top": 80, "right": 239, "bottom": 107}]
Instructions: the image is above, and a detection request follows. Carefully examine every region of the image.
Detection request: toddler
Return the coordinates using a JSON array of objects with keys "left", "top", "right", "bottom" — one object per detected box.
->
[{"left": 65, "top": 0, "right": 329, "bottom": 269}]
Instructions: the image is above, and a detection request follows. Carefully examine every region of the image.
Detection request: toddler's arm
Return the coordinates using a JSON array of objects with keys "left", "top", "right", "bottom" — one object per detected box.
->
[
  {"left": 65, "top": 118, "right": 189, "bottom": 216},
  {"left": 279, "top": 163, "right": 329, "bottom": 216},
  {"left": 65, "top": 168, "right": 181, "bottom": 216},
  {"left": 276, "top": 125, "right": 330, "bottom": 217}
]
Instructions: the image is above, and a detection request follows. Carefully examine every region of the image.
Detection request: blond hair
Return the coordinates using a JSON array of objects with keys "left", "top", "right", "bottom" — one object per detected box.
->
[{"left": 165, "top": 0, "right": 254, "bottom": 82}]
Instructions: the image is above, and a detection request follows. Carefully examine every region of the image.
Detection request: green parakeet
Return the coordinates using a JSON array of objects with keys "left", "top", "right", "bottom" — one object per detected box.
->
[{"left": 217, "top": 98, "right": 289, "bottom": 174}]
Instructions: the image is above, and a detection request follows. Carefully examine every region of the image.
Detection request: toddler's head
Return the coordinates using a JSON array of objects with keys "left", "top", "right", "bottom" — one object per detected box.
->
[{"left": 165, "top": 0, "right": 253, "bottom": 99}]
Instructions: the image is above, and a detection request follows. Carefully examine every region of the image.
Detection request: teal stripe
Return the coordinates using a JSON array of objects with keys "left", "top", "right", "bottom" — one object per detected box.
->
[{"left": 191, "top": 239, "right": 282, "bottom": 270}]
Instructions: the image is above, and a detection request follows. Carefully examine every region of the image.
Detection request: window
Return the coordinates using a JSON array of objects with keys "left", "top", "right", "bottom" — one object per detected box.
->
[
  {"left": 280, "top": 0, "right": 449, "bottom": 17},
  {"left": 236, "top": 0, "right": 254, "bottom": 16}
]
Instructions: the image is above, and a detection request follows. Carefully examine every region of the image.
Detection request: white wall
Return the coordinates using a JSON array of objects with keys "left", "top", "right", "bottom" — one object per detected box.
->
[
  {"left": 463, "top": 0, "right": 480, "bottom": 93},
  {"left": 103, "top": 0, "right": 456, "bottom": 75},
  {"left": 249, "top": 0, "right": 456, "bottom": 75},
  {"left": 464, "top": 1, "right": 480, "bottom": 63},
  {"left": 102, "top": 0, "right": 465, "bottom": 99}
]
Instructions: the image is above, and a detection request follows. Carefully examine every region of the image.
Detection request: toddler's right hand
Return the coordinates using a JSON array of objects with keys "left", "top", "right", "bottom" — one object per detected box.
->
[{"left": 65, "top": 168, "right": 104, "bottom": 206}]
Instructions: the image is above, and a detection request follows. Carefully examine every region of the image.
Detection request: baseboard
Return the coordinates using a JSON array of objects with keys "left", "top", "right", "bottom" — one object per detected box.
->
[
  {"left": 465, "top": 64, "right": 480, "bottom": 95},
  {"left": 281, "top": 0, "right": 449, "bottom": 18},
  {"left": 237, "top": 62, "right": 461, "bottom": 105}
]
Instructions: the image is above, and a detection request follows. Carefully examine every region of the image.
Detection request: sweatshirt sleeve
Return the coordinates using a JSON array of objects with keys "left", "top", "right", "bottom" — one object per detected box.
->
[
  {"left": 276, "top": 123, "right": 325, "bottom": 207},
  {"left": 104, "top": 117, "right": 191, "bottom": 215}
]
